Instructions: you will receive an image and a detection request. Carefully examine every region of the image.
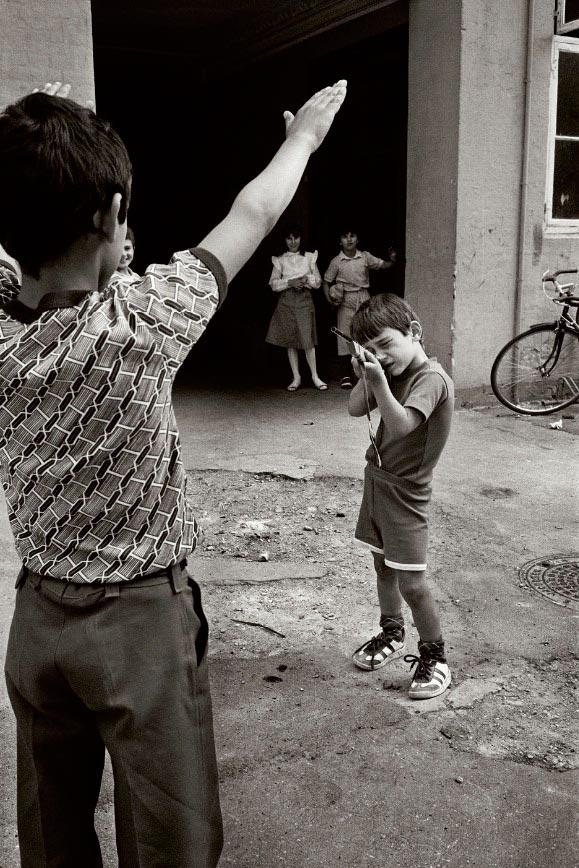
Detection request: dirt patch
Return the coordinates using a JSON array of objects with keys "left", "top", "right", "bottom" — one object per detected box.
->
[
  {"left": 188, "top": 469, "right": 363, "bottom": 566},
  {"left": 439, "top": 657, "right": 579, "bottom": 771},
  {"left": 188, "top": 469, "right": 579, "bottom": 778}
]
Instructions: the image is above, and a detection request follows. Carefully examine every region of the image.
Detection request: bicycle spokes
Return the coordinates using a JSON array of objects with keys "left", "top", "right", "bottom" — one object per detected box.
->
[{"left": 491, "top": 326, "right": 579, "bottom": 414}]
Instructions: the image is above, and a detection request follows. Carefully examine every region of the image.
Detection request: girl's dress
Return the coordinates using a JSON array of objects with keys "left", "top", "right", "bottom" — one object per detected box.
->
[{"left": 265, "top": 251, "right": 322, "bottom": 349}]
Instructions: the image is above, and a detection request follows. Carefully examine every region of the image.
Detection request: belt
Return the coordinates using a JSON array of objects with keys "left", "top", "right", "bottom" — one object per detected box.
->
[{"left": 16, "top": 558, "right": 189, "bottom": 595}]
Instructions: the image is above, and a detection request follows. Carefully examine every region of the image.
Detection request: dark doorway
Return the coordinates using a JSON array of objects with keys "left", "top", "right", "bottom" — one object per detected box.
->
[{"left": 93, "top": 14, "right": 408, "bottom": 387}]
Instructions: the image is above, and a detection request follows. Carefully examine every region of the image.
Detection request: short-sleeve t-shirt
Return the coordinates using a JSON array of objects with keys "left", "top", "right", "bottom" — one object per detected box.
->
[
  {"left": 323, "top": 250, "right": 385, "bottom": 292},
  {"left": 366, "top": 359, "right": 454, "bottom": 486},
  {"left": 0, "top": 248, "right": 226, "bottom": 583}
]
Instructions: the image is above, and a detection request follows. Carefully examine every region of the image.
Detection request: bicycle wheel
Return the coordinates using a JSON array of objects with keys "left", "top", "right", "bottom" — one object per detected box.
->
[{"left": 491, "top": 324, "right": 579, "bottom": 415}]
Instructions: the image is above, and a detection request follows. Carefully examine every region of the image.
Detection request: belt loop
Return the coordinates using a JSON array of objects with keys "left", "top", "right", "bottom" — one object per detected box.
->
[
  {"left": 15, "top": 565, "right": 27, "bottom": 589},
  {"left": 169, "top": 562, "right": 185, "bottom": 594},
  {"left": 104, "top": 582, "right": 120, "bottom": 598}
]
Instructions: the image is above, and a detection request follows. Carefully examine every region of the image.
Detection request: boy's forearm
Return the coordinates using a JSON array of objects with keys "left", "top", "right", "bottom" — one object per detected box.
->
[
  {"left": 200, "top": 136, "right": 313, "bottom": 283},
  {"left": 371, "top": 377, "right": 415, "bottom": 437},
  {"left": 348, "top": 379, "right": 368, "bottom": 417},
  {"left": 234, "top": 136, "right": 313, "bottom": 233}
]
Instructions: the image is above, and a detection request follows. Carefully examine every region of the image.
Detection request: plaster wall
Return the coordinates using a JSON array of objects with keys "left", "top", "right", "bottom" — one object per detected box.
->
[
  {"left": 407, "top": 0, "right": 576, "bottom": 389},
  {"left": 452, "top": 0, "right": 527, "bottom": 387},
  {"left": 405, "top": 0, "right": 461, "bottom": 377},
  {"left": 0, "top": 0, "right": 94, "bottom": 109}
]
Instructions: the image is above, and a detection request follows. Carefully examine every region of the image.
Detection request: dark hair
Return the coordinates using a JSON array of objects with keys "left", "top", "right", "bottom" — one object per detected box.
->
[
  {"left": 126, "top": 226, "right": 136, "bottom": 245},
  {"left": 339, "top": 226, "right": 358, "bottom": 237},
  {"left": 281, "top": 223, "right": 303, "bottom": 254},
  {"left": 351, "top": 293, "right": 421, "bottom": 343},
  {"left": 0, "top": 93, "right": 132, "bottom": 277}
]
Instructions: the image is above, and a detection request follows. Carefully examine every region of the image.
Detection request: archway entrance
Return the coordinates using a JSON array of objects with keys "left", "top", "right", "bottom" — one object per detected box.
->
[{"left": 92, "top": 3, "right": 408, "bottom": 386}]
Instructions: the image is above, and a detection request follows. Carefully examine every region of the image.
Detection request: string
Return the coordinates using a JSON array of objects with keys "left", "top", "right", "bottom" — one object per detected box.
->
[{"left": 360, "top": 360, "right": 382, "bottom": 468}]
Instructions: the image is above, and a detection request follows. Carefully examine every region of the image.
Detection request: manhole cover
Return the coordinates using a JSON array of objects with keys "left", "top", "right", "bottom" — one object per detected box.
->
[{"left": 519, "top": 554, "right": 579, "bottom": 611}]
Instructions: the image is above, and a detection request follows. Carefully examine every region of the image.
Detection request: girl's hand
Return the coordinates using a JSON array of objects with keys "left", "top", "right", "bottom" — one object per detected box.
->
[
  {"left": 288, "top": 275, "right": 307, "bottom": 288},
  {"left": 283, "top": 80, "right": 347, "bottom": 153}
]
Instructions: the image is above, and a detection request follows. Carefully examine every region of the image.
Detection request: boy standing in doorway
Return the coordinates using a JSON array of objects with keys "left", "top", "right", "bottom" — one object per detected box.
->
[
  {"left": 112, "top": 225, "right": 140, "bottom": 283},
  {"left": 0, "top": 78, "right": 346, "bottom": 868},
  {"left": 323, "top": 228, "right": 396, "bottom": 388}
]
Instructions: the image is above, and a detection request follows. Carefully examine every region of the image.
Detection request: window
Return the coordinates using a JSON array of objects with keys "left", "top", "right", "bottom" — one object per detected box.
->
[
  {"left": 556, "top": 0, "right": 579, "bottom": 35},
  {"left": 546, "top": 37, "right": 579, "bottom": 230}
]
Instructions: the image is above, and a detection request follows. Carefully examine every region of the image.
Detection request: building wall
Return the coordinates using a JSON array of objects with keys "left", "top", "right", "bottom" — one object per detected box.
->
[
  {"left": 405, "top": 0, "right": 462, "bottom": 376},
  {"left": 452, "top": 0, "right": 528, "bottom": 387},
  {"left": 521, "top": 1, "right": 579, "bottom": 329},
  {"left": 407, "top": 0, "right": 577, "bottom": 390},
  {"left": 0, "top": 0, "right": 94, "bottom": 110}
]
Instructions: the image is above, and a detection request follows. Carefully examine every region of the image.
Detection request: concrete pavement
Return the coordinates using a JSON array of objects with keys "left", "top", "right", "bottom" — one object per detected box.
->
[{"left": 0, "top": 383, "right": 578, "bottom": 867}]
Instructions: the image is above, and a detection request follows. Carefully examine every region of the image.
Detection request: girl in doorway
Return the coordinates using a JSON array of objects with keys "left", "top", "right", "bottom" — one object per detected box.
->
[{"left": 265, "top": 225, "right": 328, "bottom": 391}]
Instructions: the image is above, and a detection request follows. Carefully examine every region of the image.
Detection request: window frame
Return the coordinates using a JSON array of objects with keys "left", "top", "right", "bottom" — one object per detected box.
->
[
  {"left": 556, "top": 0, "right": 579, "bottom": 35},
  {"left": 545, "top": 36, "right": 579, "bottom": 234}
]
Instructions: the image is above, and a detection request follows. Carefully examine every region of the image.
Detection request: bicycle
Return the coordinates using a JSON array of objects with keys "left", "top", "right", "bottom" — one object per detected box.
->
[{"left": 490, "top": 268, "right": 579, "bottom": 415}]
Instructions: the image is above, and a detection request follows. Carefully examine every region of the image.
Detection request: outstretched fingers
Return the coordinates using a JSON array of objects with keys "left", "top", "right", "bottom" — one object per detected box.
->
[
  {"left": 301, "top": 80, "right": 347, "bottom": 112},
  {"left": 31, "top": 82, "right": 71, "bottom": 98}
]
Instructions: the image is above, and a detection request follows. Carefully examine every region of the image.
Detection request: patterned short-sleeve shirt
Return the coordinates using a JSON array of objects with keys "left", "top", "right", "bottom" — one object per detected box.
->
[{"left": 0, "top": 248, "right": 227, "bottom": 583}]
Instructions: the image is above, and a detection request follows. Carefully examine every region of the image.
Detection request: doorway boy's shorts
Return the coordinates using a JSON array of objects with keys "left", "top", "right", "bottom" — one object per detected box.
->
[{"left": 355, "top": 462, "right": 432, "bottom": 571}]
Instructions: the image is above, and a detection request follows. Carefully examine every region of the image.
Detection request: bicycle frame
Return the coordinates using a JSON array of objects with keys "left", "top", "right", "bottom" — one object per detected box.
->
[{"left": 491, "top": 268, "right": 579, "bottom": 413}]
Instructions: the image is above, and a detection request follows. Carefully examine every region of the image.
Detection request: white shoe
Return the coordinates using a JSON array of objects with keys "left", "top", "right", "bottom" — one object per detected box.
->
[{"left": 406, "top": 653, "right": 451, "bottom": 700}]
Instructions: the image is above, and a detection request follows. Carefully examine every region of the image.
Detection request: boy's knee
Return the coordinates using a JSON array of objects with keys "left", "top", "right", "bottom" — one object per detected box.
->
[{"left": 398, "top": 575, "right": 429, "bottom": 607}]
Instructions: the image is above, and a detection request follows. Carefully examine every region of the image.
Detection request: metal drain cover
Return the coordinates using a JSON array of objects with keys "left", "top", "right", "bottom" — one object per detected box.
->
[{"left": 519, "top": 554, "right": 579, "bottom": 611}]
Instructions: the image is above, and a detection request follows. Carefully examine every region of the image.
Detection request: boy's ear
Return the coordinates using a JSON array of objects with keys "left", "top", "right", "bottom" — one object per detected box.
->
[
  {"left": 92, "top": 193, "right": 124, "bottom": 242},
  {"left": 410, "top": 320, "right": 423, "bottom": 341}
]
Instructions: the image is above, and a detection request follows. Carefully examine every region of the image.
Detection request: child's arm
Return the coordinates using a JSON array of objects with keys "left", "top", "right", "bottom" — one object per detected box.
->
[
  {"left": 348, "top": 373, "right": 377, "bottom": 417},
  {"left": 352, "top": 350, "right": 422, "bottom": 437},
  {"left": 199, "top": 81, "right": 347, "bottom": 283},
  {"left": 366, "top": 251, "right": 396, "bottom": 271}
]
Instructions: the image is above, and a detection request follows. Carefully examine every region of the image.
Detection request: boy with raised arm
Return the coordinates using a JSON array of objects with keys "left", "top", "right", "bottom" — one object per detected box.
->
[
  {"left": 0, "top": 78, "right": 346, "bottom": 868},
  {"left": 347, "top": 293, "right": 453, "bottom": 699}
]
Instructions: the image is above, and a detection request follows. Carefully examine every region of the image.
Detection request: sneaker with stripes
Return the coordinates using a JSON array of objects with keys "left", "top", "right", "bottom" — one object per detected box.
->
[
  {"left": 352, "top": 622, "right": 406, "bottom": 671},
  {"left": 405, "top": 640, "right": 451, "bottom": 699}
]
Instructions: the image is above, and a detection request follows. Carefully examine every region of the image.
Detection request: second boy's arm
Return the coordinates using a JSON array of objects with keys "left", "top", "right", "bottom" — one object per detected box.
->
[{"left": 199, "top": 81, "right": 347, "bottom": 283}]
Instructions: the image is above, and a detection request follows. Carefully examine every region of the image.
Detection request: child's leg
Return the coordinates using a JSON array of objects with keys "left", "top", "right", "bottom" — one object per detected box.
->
[
  {"left": 287, "top": 348, "right": 301, "bottom": 390},
  {"left": 352, "top": 553, "right": 406, "bottom": 670},
  {"left": 395, "top": 568, "right": 442, "bottom": 642},
  {"left": 374, "top": 553, "right": 404, "bottom": 620},
  {"left": 396, "top": 567, "right": 450, "bottom": 699},
  {"left": 304, "top": 347, "right": 327, "bottom": 389}
]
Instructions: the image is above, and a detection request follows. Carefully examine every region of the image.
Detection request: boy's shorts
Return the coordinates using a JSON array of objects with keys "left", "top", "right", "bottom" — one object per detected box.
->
[{"left": 355, "top": 462, "right": 432, "bottom": 571}]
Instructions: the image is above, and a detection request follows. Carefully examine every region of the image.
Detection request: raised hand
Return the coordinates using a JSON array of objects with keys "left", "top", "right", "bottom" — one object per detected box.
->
[
  {"left": 283, "top": 80, "right": 347, "bottom": 153},
  {"left": 32, "top": 82, "right": 71, "bottom": 98},
  {"left": 31, "top": 81, "right": 94, "bottom": 111}
]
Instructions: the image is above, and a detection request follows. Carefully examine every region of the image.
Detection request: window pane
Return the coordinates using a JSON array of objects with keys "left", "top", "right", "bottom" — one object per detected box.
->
[
  {"left": 557, "top": 50, "right": 579, "bottom": 136},
  {"left": 563, "top": 0, "right": 579, "bottom": 24},
  {"left": 553, "top": 138, "right": 579, "bottom": 218}
]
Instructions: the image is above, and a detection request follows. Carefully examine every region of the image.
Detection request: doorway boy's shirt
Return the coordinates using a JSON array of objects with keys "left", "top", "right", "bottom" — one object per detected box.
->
[
  {"left": 111, "top": 265, "right": 141, "bottom": 285},
  {"left": 324, "top": 249, "right": 385, "bottom": 292},
  {"left": 366, "top": 358, "right": 454, "bottom": 486},
  {"left": 0, "top": 249, "right": 226, "bottom": 583}
]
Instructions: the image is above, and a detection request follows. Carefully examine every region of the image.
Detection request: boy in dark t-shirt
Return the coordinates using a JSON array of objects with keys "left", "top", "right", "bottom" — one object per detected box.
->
[{"left": 347, "top": 293, "right": 454, "bottom": 699}]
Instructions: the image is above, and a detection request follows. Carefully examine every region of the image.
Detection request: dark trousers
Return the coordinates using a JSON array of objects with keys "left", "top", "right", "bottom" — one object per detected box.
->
[{"left": 4, "top": 563, "right": 223, "bottom": 868}]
